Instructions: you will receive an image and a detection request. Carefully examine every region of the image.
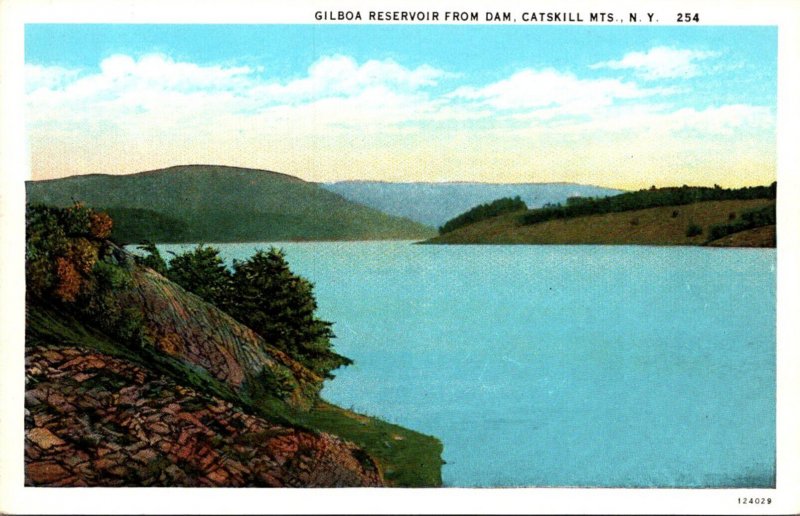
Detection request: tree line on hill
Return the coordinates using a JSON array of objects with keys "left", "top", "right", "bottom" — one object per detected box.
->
[
  {"left": 707, "top": 204, "right": 776, "bottom": 241},
  {"left": 519, "top": 183, "right": 776, "bottom": 226},
  {"left": 438, "top": 196, "right": 527, "bottom": 234}
]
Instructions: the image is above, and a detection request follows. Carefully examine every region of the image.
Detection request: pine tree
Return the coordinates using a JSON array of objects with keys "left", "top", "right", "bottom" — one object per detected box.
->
[
  {"left": 229, "top": 248, "right": 351, "bottom": 378},
  {"left": 166, "top": 245, "right": 233, "bottom": 307}
]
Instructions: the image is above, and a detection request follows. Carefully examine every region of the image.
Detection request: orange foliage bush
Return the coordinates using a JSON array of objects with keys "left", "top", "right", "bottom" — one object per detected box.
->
[
  {"left": 55, "top": 257, "right": 82, "bottom": 302},
  {"left": 89, "top": 211, "right": 113, "bottom": 239}
]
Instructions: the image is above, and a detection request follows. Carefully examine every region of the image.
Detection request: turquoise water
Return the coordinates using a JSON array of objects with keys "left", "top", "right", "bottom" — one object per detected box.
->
[{"left": 153, "top": 242, "right": 776, "bottom": 488}]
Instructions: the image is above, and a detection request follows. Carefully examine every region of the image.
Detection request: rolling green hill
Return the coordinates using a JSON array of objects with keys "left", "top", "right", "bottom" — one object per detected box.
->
[
  {"left": 425, "top": 183, "right": 776, "bottom": 247},
  {"left": 425, "top": 199, "right": 776, "bottom": 247},
  {"left": 26, "top": 165, "right": 436, "bottom": 243}
]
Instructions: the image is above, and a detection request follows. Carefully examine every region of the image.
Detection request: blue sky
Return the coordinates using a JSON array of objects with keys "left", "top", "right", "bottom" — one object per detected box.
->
[{"left": 25, "top": 24, "right": 777, "bottom": 187}]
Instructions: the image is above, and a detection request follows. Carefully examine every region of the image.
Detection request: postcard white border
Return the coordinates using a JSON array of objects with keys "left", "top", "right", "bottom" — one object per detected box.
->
[{"left": 1, "top": 0, "right": 798, "bottom": 514}]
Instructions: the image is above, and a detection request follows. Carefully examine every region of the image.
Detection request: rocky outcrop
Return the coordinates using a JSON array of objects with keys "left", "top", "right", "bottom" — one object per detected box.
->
[
  {"left": 122, "top": 265, "right": 323, "bottom": 407},
  {"left": 25, "top": 344, "right": 383, "bottom": 487}
]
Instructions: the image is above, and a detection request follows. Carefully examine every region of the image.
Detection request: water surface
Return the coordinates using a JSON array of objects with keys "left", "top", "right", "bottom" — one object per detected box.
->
[{"left": 154, "top": 242, "right": 776, "bottom": 487}]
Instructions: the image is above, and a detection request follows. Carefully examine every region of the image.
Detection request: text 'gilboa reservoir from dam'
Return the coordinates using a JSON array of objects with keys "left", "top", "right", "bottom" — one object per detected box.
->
[{"left": 313, "top": 11, "right": 660, "bottom": 23}]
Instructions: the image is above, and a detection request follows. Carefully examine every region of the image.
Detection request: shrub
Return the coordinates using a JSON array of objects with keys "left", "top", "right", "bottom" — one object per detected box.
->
[
  {"left": 89, "top": 211, "right": 113, "bottom": 239},
  {"left": 59, "top": 202, "right": 92, "bottom": 236},
  {"left": 26, "top": 203, "right": 147, "bottom": 348},
  {"left": 67, "top": 238, "right": 99, "bottom": 275},
  {"left": 685, "top": 223, "right": 703, "bottom": 237},
  {"left": 26, "top": 205, "right": 68, "bottom": 298},
  {"left": 54, "top": 257, "right": 82, "bottom": 302},
  {"left": 251, "top": 365, "right": 298, "bottom": 400}
]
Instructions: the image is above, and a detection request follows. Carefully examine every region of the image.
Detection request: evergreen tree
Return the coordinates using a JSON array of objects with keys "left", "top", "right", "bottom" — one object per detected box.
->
[
  {"left": 166, "top": 245, "right": 233, "bottom": 308},
  {"left": 134, "top": 241, "right": 168, "bottom": 275},
  {"left": 229, "top": 248, "right": 351, "bottom": 378}
]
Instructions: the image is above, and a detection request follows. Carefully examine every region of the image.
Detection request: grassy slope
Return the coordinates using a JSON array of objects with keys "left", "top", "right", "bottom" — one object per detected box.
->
[
  {"left": 707, "top": 225, "right": 776, "bottom": 248},
  {"left": 27, "top": 303, "right": 442, "bottom": 487},
  {"left": 426, "top": 199, "right": 775, "bottom": 246},
  {"left": 260, "top": 398, "right": 443, "bottom": 487},
  {"left": 27, "top": 165, "right": 436, "bottom": 243}
]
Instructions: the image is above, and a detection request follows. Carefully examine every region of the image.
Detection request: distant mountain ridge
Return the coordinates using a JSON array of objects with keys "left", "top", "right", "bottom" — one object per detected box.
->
[
  {"left": 26, "top": 165, "right": 436, "bottom": 243},
  {"left": 320, "top": 181, "right": 624, "bottom": 228}
]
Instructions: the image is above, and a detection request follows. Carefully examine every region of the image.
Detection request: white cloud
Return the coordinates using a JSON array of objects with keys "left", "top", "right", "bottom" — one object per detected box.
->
[
  {"left": 590, "top": 46, "right": 720, "bottom": 80},
  {"left": 25, "top": 64, "right": 80, "bottom": 93},
  {"left": 448, "top": 68, "right": 669, "bottom": 117},
  {"left": 25, "top": 52, "right": 774, "bottom": 187},
  {"left": 248, "top": 54, "right": 449, "bottom": 108},
  {"left": 26, "top": 53, "right": 451, "bottom": 129},
  {"left": 658, "top": 104, "right": 774, "bottom": 134},
  {"left": 524, "top": 103, "right": 773, "bottom": 136}
]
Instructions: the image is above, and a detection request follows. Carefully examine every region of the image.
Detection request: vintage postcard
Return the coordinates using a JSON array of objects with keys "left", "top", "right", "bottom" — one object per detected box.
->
[{"left": 1, "top": 0, "right": 799, "bottom": 514}]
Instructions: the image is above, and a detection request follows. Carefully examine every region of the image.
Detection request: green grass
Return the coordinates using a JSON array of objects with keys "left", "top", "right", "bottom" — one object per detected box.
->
[
  {"left": 425, "top": 199, "right": 776, "bottom": 247},
  {"left": 253, "top": 396, "right": 443, "bottom": 487}
]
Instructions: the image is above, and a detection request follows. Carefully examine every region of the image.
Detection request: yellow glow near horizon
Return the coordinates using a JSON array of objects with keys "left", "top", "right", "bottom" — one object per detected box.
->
[{"left": 28, "top": 125, "right": 776, "bottom": 190}]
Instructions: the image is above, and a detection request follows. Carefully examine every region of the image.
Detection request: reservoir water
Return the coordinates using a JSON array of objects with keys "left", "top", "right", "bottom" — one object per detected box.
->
[{"left": 153, "top": 242, "right": 776, "bottom": 487}]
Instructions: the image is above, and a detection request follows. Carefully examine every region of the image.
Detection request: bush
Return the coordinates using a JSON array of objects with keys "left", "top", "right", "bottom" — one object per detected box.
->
[
  {"left": 54, "top": 257, "right": 82, "bottom": 302},
  {"left": 58, "top": 202, "right": 92, "bottom": 236},
  {"left": 26, "top": 203, "right": 146, "bottom": 347},
  {"left": 249, "top": 366, "right": 298, "bottom": 400},
  {"left": 686, "top": 223, "right": 703, "bottom": 237},
  {"left": 26, "top": 205, "right": 69, "bottom": 298},
  {"left": 27, "top": 203, "right": 107, "bottom": 302},
  {"left": 89, "top": 211, "right": 113, "bottom": 239}
]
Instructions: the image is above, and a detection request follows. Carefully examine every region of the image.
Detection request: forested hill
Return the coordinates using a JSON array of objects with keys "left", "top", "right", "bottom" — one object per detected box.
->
[
  {"left": 26, "top": 165, "right": 435, "bottom": 243},
  {"left": 425, "top": 184, "right": 777, "bottom": 247},
  {"left": 321, "top": 181, "right": 624, "bottom": 227}
]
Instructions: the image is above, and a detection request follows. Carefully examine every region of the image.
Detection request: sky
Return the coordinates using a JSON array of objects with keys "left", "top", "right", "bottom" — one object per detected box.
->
[{"left": 24, "top": 24, "right": 777, "bottom": 188}]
